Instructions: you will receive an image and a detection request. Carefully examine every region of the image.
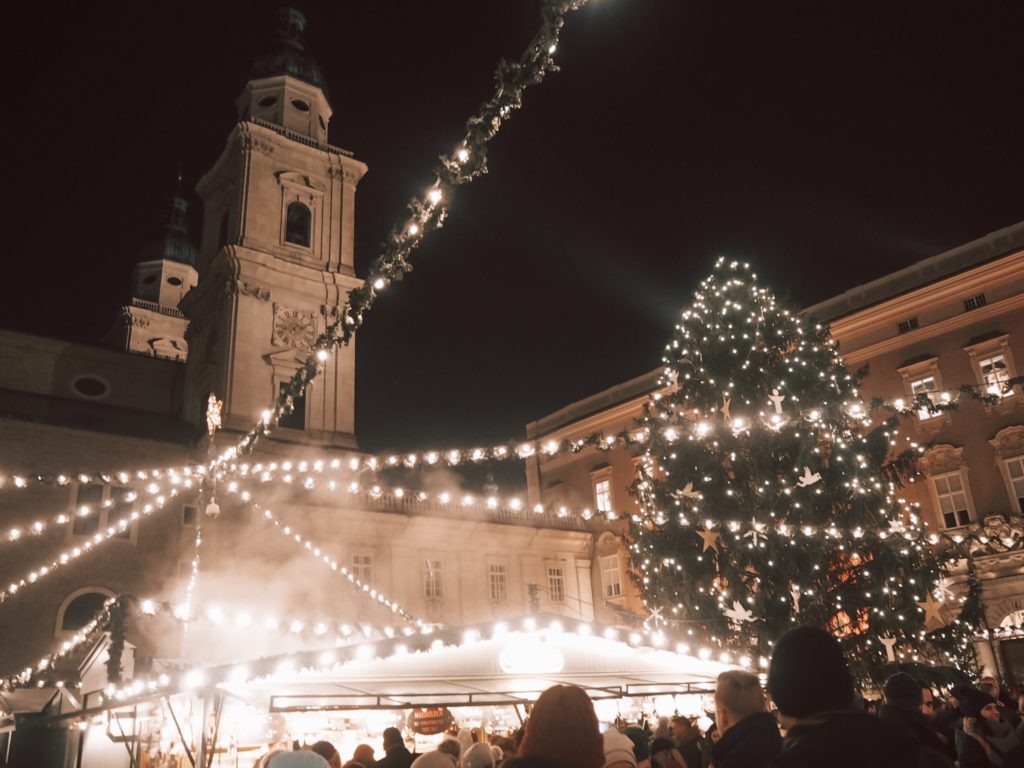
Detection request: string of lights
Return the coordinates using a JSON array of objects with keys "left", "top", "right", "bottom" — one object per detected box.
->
[
  {"left": 255, "top": 503, "right": 426, "bottom": 628},
  {"left": 0, "top": 489, "right": 180, "bottom": 603}
]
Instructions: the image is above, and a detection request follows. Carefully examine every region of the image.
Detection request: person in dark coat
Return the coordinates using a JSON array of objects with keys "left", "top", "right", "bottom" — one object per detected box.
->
[
  {"left": 766, "top": 626, "right": 916, "bottom": 768},
  {"left": 877, "top": 673, "right": 954, "bottom": 768},
  {"left": 957, "top": 689, "right": 1024, "bottom": 768},
  {"left": 377, "top": 727, "right": 416, "bottom": 768},
  {"left": 670, "top": 716, "right": 703, "bottom": 768},
  {"left": 711, "top": 670, "right": 781, "bottom": 768},
  {"left": 934, "top": 683, "right": 971, "bottom": 749}
]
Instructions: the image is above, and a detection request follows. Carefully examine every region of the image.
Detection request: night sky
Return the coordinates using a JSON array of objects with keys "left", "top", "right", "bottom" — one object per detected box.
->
[{"left": 3, "top": 0, "right": 1022, "bottom": 452}]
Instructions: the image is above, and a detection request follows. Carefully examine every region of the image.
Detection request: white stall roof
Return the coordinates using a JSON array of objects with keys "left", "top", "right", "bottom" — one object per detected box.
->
[{"left": 221, "top": 626, "right": 736, "bottom": 712}]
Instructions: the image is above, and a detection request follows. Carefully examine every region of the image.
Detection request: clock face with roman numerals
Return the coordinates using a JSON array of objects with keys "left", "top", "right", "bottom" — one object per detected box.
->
[{"left": 273, "top": 307, "right": 316, "bottom": 350}]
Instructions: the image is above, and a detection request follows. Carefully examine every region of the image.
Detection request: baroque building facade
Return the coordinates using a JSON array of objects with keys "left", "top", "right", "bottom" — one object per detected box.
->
[
  {"left": 0, "top": 9, "right": 607, "bottom": 695},
  {"left": 525, "top": 221, "right": 1024, "bottom": 681}
]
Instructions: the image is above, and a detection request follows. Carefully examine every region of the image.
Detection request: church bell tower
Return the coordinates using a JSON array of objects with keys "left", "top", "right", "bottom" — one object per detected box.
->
[{"left": 181, "top": 8, "right": 366, "bottom": 449}]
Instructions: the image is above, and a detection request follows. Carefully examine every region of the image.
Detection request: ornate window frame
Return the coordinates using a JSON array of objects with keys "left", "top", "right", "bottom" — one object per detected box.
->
[
  {"left": 918, "top": 444, "right": 976, "bottom": 529},
  {"left": 487, "top": 559, "right": 509, "bottom": 603},
  {"left": 55, "top": 587, "right": 115, "bottom": 639},
  {"left": 66, "top": 482, "right": 138, "bottom": 543},
  {"left": 964, "top": 333, "right": 1019, "bottom": 408},
  {"left": 278, "top": 172, "right": 325, "bottom": 259},
  {"left": 990, "top": 426, "right": 1024, "bottom": 514},
  {"left": 590, "top": 464, "right": 613, "bottom": 514},
  {"left": 596, "top": 531, "right": 626, "bottom": 603},
  {"left": 896, "top": 357, "right": 950, "bottom": 427}
]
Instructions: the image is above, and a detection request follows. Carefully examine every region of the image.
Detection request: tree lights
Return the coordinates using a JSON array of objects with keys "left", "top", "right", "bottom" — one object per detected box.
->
[{"left": 629, "top": 258, "right": 977, "bottom": 682}]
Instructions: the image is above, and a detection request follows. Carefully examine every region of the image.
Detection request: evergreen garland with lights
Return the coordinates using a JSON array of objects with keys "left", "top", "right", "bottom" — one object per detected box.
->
[{"left": 630, "top": 258, "right": 976, "bottom": 682}]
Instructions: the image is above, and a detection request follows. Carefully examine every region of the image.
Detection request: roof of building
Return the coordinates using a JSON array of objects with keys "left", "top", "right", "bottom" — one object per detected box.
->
[
  {"left": 526, "top": 368, "right": 661, "bottom": 439},
  {"left": 805, "top": 219, "right": 1024, "bottom": 322},
  {"left": 250, "top": 7, "right": 328, "bottom": 97},
  {"left": 139, "top": 195, "right": 199, "bottom": 267}
]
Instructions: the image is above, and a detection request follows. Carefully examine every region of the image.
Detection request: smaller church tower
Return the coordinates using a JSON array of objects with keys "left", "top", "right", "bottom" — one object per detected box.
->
[{"left": 105, "top": 188, "right": 199, "bottom": 361}]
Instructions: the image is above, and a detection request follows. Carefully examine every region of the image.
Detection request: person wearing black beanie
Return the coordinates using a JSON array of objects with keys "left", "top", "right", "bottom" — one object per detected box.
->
[
  {"left": 957, "top": 689, "right": 1024, "bottom": 767},
  {"left": 767, "top": 627, "right": 915, "bottom": 768}
]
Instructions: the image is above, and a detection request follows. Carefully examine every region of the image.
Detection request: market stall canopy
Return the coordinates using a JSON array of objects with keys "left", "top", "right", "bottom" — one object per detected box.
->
[{"left": 220, "top": 619, "right": 739, "bottom": 712}]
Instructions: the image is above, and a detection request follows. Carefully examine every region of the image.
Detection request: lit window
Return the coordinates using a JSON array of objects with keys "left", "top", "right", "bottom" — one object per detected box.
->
[
  {"left": 600, "top": 554, "right": 622, "bottom": 598},
  {"left": 911, "top": 377, "right": 938, "bottom": 420},
  {"left": 594, "top": 479, "right": 612, "bottom": 513},
  {"left": 352, "top": 554, "right": 373, "bottom": 586},
  {"left": 933, "top": 473, "right": 971, "bottom": 528},
  {"left": 1006, "top": 457, "right": 1024, "bottom": 511},
  {"left": 548, "top": 567, "right": 565, "bottom": 603},
  {"left": 424, "top": 560, "right": 443, "bottom": 599},
  {"left": 285, "top": 202, "right": 311, "bottom": 247},
  {"left": 489, "top": 563, "right": 508, "bottom": 601},
  {"left": 71, "top": 484, "right": 133, "bottom": 539},
  {"left": 979, "top": 354, "right": 1011, "bottom": 397}
]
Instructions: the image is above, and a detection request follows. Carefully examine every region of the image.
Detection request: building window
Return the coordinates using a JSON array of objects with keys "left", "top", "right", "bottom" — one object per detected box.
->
[
  {"left": 489, "top": 563, "right": 508, "bottom": 601},
  {"left": 277, "top": 382, "right": 306, "bottom": 430},
  {"left": 911, "top": 376, "right": 939, "bottom": 420},
  {"left": 897, "top": 317, "right": 919, "bottom": 334},
  {"left": 932, "top": 473, "right": 971, "bottom": 528},
  {"left": 964, "top": 294, "right": 987, "bottom": 311},
  {"left": 594, "top": 478, "right": 612, "bottom": 513},
  {"left": 54, "top": 588, "right": 115, "bottom": 637},
  {"left": 71, "top": 483, "right": 133, "bottom": 539},
  {"left": 548, "top": 567, "right": 566, "bottom": 603},
  {"left": 182, "top": 504, "right": 197, "bottom": 526},
  {"left": 424, "top": 560, "right": 443, "bottom": 599},
  {"left": 964, "top": 335, "right": 1017, "bottom": 402},
  {"left": 285, "top": 202, "right": 311, "bottom": 247},
  {"left": 600, "top": 554, "right": 623, "bottom": 599},
  {"left": 352, "top": 554, "right": 374, "bottom": 586},
  {"left": 1005, "top": 457, "right": 1024, "bottom": 512},
  {"left": 979, "top": 354, "right": 1012, "bottom": 397}
]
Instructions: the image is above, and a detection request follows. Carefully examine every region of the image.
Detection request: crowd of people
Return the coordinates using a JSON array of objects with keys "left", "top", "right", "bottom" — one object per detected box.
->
[{"left": 257, "top": 626, "right": 1024, "bottom": 768}]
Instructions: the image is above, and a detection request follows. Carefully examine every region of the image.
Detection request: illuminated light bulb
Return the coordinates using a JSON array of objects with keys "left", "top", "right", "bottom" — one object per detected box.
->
[
  {"left": 408, "top": 223, "right": 419, "bottom": 235},
  {"left": 696, "top": 422, "right": 711, "bottom": 436},
  {"left": 427, "top": 188, "right": 442, "bottom": 205},
  {"left": 548, "top": 43, "right": 556, "bottom": 54},
  {"left": 373, "top": 278, "right": 386, "bottom": 290},
  {"left": 139, "top": 600, "right": 156, "bottom": 615},
  {"left": 732, "top": 418, "right": 745, "bottom": 430},
  {"left": 316, "top": 349, "right": 329, "bottom": 362},
  {"left": 261, "top": 409, "right": 274, "bottom": 423},
  {"left": 456, "top": 148, "right": 470, "bottom": 163},
  {"left": 183, "top": 669, "right": 206, "bottom": 690}
]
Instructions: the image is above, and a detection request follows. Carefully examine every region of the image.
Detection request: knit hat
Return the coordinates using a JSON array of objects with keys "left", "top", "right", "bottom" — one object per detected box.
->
[
  {"left": 767, "top": 626, "right": 854, "bottom": 718},
  {"left": 603, "top": 729, "right": 639, "bottom": 768},
  {"left": 883, "top": 673, "right": 923, "bottom": 707},
  {"left": 960, "top": 689, "right": 997, "bottom": 718},
  {"left": 951, "top": 683, "right": 974, "bottom": 702},
  {"left": 622, "top": 728, "right": 651, "bottom": 762},
  {"left": 462, "top": 743, "right": 495, "bottom": 768}
]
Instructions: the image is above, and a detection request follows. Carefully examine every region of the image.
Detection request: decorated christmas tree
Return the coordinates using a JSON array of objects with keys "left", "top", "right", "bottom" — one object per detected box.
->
[{"left": 630, "top": 258, "right": 975, "bottom": 681}]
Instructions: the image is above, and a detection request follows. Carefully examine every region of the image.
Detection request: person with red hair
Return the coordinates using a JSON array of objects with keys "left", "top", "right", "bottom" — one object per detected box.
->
[{"left": 506, "top": 685, "right": 605, "bottom": 768}]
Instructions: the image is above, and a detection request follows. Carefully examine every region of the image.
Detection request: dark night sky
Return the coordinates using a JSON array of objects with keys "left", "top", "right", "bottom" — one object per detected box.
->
[{"left": 3, "top": 0, "right": 1022, "bottom": 452}]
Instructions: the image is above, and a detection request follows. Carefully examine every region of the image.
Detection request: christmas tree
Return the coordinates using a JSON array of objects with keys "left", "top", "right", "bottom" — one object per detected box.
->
[{"left": 630, "top": 258, "right": 975, "bottom": 681}]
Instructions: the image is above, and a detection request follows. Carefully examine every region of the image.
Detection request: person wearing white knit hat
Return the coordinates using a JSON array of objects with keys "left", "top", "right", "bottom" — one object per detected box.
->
[{"left": 603, "top": 728, "right": 639, "bottom": 768}]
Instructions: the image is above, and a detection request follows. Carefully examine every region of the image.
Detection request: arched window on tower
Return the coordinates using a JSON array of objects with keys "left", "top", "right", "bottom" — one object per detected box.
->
[{"left": 285, "top": 202, "right": 311, "bottom": 247}]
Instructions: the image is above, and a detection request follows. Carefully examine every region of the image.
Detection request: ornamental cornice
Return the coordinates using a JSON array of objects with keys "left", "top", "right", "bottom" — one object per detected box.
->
[
  {"left": 990, "top": 425, "right": 1024, "bottom": 457},
  {"left": 917, "top": 443, "right": 965, "bottom": 476}
]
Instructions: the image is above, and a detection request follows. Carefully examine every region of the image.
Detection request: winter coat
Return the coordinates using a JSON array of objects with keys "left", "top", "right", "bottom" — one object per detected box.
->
[
  {"left": 377, "top": 744, "right": 417, "bottom": 768},
  {"left": 877, "top": 704, "right": 954, "bottom": 768},
  {"left": 711, "top": 712, "right": 782, "bottom": 768},
  {"left": 770, "top": 709, "right": 915, "bottom": 768}
]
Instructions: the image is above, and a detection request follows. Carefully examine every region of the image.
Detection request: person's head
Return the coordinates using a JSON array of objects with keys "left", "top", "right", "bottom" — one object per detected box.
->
[
  {"left": 602, "top": 728, "right": 638, "bottom": 768},
  {"left": 438, "top": 738, "right": 462, "bottom": 761},
  {"left": 461, "top": 742, "right": 495, "bottom": 768},
  {"left": 882, "top": 672, "right": 923, "bottom": 712},
  {"left": 649, "top": 741, "right": 685, "bottom": 768},
  {"left": 519, "top": 685, "right": 604, "bottom": 768},
  {"left": 269, "top": 753, "right": 331, "bottom": 768},
  {"left": 623, "top": 727, "right": 651, "bottom": 768},
  {"left": 715, "top": 670, "right": 766, "bottom": 734},
  {"left": 310, "top": 741, "right": 342, "bottom": 768},
  {"left": 978, "top": 682, "right": 1000, "bottom": 699},
  {"left": 767, "top": 626, "right": 854, "bottom": 724},
  {"left": 706, "top": 724, "right": 720, "bottom": 745},
  {"left": 962, "top": 689, "right": 999, "bottom": 723},
  {"left": 383, "top": 728, "right": 404, "bottom": 751},
  {"left": 950, "top": 683, "right": 973, "bottom": 710},
  {"left": 669, "top": 716, "right": 692, "bottom": 741},
  {"left": 920, "top": 685, "right": 936, "bottom": 718},
  {"left": 980, "top": 676, "right": 1001, "bottom": 693},
  {"left": 353, "top": 745, "right": 375, "bottom": 766}
]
